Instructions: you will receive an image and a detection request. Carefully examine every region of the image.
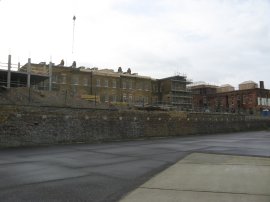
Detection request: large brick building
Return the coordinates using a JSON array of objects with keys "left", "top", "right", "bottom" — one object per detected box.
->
[
  {"left": 20, "top": 62, "right": 192, "bottom": 110},
  {"left": 189, "top": 81, "right": 270, "bottom": 114},
  {"left": 188, "top": 83, "right": 218, "bottom": 112}
]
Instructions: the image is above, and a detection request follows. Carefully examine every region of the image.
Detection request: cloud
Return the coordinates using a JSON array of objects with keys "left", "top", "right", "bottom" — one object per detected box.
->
[
  {"left": 1, "top": 0, "right": 270, "bottom": 88},
  {"left": 112, "top": 0, "right": 162, "bottom": 16}
]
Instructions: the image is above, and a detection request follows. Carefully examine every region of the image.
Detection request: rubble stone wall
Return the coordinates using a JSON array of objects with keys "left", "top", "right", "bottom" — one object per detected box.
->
[{"left": 0, "top": 105, "right": 269, "bottom": 148}]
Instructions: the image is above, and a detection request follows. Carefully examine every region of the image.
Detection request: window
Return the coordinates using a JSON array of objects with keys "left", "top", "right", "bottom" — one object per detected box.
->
[
  {"left": 203, "top": 96, "right": 207, "bottom": 104},
  {"left": 105, "top": 94, "right": 109, "bottom": 102},
  {"left": 137, "top": 82, "right": 142, "bottom": 90},
  {"left": 129, "top": 81, "right": 132, "bottom": 89},
  {"left": 96, "top": 79, "right": 100, "bottom": 87},
  {"left": 104, "top": 79, "right": 108, "bottom": 87},
  {"left": 145, "top": 83, "right": 149, "bottom": 91},
  {"left": 112, "top": 80, "right": 116, "bottom": 88},
  {"left": 112, "top": 95, "right": 117, "bottom": 102},
  {"left": 52, "top": 75, "right": 57, "bottom": 84},
  {"left": 72, "top": 85, "right": 77, "bottom": 94},
  {"left": 243, "top": 95, "right": 246, "bottom": 104},
  {"left": 129, "top": 95, "right": 133, "bottom": 103},
  {"left": 123, "top": 94, "right": 127, "bottom": 102},
  {"left": 144, "top": 96, "right": 148, "bottom": 104},
  {"left": 72, "top": 75, "right": 79, "bottom": 85},
  {"left": 100, "top": 94, "right": 105, "bottom": 102},
  {"left": 83, "top": 77, "right": 88, "bottom": 86},
  {"left": 60, "top": 75, "right": 66, "bottom": 84},
  {"left": 122, "top": 81, "right": 126, "bottom": 89},
  {"left": 262, "top": 98, "right": 266, "bottom": 106},
  {"left": 152, "top": 84, "right": 157, "bottom": 92}
]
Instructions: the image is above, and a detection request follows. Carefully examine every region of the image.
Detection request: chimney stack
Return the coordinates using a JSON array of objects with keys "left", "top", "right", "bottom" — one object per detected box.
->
[{"left": 260, "top": 81, "right": 264, "bottom": 89}]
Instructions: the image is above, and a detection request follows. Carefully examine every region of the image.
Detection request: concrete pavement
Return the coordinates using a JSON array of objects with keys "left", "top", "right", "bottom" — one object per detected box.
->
[
  {"left": 0, "top": 131, "right": 270, "bottom": 201},
  {"left": 120, "top": 153, "right": 270, "bottom": 202}
]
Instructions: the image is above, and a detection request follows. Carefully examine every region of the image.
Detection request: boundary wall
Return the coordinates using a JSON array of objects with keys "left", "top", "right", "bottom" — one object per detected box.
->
[{"left": 0, "top": 105, "right": 269, "bottom": 147}]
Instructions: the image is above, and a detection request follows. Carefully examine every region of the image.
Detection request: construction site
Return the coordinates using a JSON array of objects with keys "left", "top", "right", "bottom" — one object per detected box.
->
[
  {"left": 0, "top": 55, "right": 193, "bottom": 111},
  {"left": 1, "top": 55, "right": 270, "bottom": 115}
]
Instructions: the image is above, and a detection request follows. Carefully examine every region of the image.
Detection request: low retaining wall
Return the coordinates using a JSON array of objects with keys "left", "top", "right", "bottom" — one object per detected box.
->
[{"left": 0, "top": 105, "right": 269, "bottom": 147}]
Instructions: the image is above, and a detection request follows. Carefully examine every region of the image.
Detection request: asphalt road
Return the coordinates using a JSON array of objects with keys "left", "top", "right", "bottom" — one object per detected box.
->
[{"left": 0, "top": 131, "right": 270, "bottom": 202}]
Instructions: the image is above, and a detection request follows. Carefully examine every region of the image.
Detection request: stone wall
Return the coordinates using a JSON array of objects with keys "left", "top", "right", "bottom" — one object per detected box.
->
[{"left": 0, "top": 105, "right": 269, "bottom": 148}]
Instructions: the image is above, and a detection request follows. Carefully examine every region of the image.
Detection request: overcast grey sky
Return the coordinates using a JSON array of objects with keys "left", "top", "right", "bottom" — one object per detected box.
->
[{"left": 0, "top": 0, "right": 270, "bottom": 88}]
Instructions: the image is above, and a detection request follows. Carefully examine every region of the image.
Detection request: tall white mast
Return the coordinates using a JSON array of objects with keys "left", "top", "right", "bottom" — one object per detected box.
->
[{"left": 72, "top": 15, "right": 76, "bottom": 54}]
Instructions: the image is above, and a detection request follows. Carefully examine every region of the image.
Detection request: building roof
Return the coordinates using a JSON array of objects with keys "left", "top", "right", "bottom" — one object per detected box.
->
[
  {"left": 81, "top": 68, "right": 152, "bottom": 79},
  {"left": 187, "top": 82, "right": 218, "bottom": 89},
  {"left": 239, "top": 80, "right": 257, "bottom": 85},
  {"left": 158, "top": 75, "right": 186, "bottom": 80},
  {"left": 158, "top": 75, "right": 192, "bottom": 84},
  {"left": 219, "top": 84, "right": 234, "bottom": 88}
]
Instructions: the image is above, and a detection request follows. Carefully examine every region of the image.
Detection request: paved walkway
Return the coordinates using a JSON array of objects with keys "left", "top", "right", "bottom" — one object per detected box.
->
[{"left": 120, "top": 153, "right": 270, "bottom": 202}]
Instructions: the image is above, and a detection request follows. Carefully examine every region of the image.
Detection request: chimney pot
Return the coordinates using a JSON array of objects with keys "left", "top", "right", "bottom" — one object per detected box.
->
[{"left": 260, "top": 81, "right": 264, "bottom": 89}]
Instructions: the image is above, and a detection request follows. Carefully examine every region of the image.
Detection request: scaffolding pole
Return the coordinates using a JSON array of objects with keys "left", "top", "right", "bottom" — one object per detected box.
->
[
  {"left": 7, "top": 55, "right": 11, "bottom": 88},
  {"left": 27, "top": 58, "right": 31, "bottom": 88}
]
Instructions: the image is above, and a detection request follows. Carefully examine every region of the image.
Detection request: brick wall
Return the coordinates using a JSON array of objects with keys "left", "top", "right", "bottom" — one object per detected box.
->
[{"left": 0, "top": 106, "right": 269, "bottom": 148}]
